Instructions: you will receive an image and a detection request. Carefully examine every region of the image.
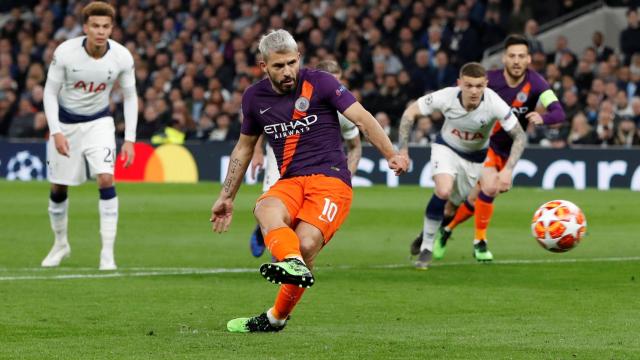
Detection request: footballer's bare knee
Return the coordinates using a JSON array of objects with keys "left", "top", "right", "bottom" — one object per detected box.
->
[
  {"left": 254, "top": 197, "right": 291, "bottom": 233},
  {"left": 480, "top": 183, "right": 499, "bottom": 197},
  {"left": 51, "top": 183, "right": 68, "bottom": 194},
  {"left": 434, "top": 187, "right": 452, "bottom": 200},
  {"left": 96, "top": 174, "right": 114, "bottom": 189}
]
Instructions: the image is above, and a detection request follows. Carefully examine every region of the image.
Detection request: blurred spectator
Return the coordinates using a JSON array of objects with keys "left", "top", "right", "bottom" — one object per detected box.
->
[
  {"left": 425, "top": 25, "right": 448, "bottom": 67},
  {"left": 443, "top": 6, "right": 482, "bottom": 67},
  {"left": 374, "top": 111, "right": 397, "bottom": 142},
  {"left": 614, "top": 89, "right": 634, "bottom": 118},
  {"left": 592, "top": 31, "right": 614, "bottom": 62},
  {"left": 507, "top": 0, "right": 533, "bottom": 34},
  {"left": 595, "top": 101, "right": 617, "bottom": 145},
  {"left": 631, "top": 96, "right": 640, "bottom": 125},
  {"left": 410, "top": 115, "right": 435, "bottom": 145},
  {"left": 530, "top": 51, "right": 547, "bottom": 74},
  {"left": 53, "top": 15, "right": 82, "bottom": 41},
  {"left": 568, "top": 112, "right": 598, "bottom": 146},
  {"left": 8, "top": 98, "right": 36, "bottom": 137},
  {"left": 523, "top": 19, "right": 543, "bottom": 54},
  {"left": 208, "top": 112, "right": 239, "bottom": 141},
  {"left": 584, "top": 91, "right": 600, "bottom": 125},
  {"left": 430, "top": 50, "right": 457, "bottom": 90},
  {"left": 562, "top": 90, "right": 581, "bottom": 122},
  {"left": 0, "top": 90, "right": 17, "bottom": 135},
  {"left": 548, "top": 36, "right": 575, "bottom": 67},
  {"left": 620, "top": 8, "right": 640, "bottom": 65},
  {"left": 614, "top": 118, "right": 640, "bottom": 146},
  {"left": 378, "top": 74, "right": 409, "bottom": 121},
  {"left": 138, "top": 105, "right": 164, "bottom": 140},
  {"left": 409, "top": 50, "right": 435, "bottom": 98},
  {"left": 481, "top": 3, "right": 506, "bottom": 49}
]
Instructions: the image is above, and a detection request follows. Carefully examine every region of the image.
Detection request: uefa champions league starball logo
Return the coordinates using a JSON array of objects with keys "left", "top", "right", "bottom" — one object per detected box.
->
[{"left": 6, "top": 151, "right": 44, "bottom": 181}]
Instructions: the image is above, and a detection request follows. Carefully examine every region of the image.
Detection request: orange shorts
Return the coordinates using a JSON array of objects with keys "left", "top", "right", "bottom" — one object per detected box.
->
[
  {"left": 257, "top": 174, "right": 353, "bottom": 243},
  {"left": 483, "top": 147, "right": 507, "bottom": 171}
]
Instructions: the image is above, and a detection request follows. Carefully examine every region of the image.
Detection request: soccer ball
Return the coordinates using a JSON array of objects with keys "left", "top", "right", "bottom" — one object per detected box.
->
[
  {"left": 7, "top": 150, "right": 44, "bottom": 181},
  {"left": 531, "top": 200, "right": 587, "bottom": 252}
]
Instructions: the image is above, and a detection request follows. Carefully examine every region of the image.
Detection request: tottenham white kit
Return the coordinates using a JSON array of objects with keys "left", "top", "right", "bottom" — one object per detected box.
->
[
  {"left": 45, "top": 36, "right": 136, "bottom": 185},
  {"left": 417, "top": 87, "right": 518, "bottom": 204},
  {"left": 262, "top": 113, "right": 359, "bottom": 191}
]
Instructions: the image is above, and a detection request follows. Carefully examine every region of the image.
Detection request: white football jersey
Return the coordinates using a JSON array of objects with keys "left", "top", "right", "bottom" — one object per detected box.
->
[
  {"left": 417, "top": 87, "right": 518, "bottom": 155},
  {"left": 47, "top": 36, "right": 135, "bottom": 117},
  {"left": 338, "top": 112, "right": 359, "bottom": 140}
]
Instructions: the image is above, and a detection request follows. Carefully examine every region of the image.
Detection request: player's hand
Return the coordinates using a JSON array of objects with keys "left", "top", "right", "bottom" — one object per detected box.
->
[
  {"left": 210, "top": 197, "right": 234, "bottom": 233},
  {"left": 53, "top": 133, "right": 70, "bottom": 157},
  {"left": 250, "top": 150, "right": 264, "bottom": 180},
  {"left": 120, "top": 141, "right": 135, "bottom": 168},
  {"left": 388, "top": 152, "right": 409, "bottom": 176},
  {"left": 526, "top": 112, "right": 544, "bottom": 126},
  {"left": 497, "top": 169, "right": 513, "bottom": 193}
]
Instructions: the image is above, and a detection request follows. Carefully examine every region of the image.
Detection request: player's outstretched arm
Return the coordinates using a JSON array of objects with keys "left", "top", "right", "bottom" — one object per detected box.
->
[
  {"left": 211, "top": 134, "right": 259, "bottom": 233},
  {"left": 499, "top": 123, "right": 527, "bottom": 192},
  {"left": 342, "top": 102, "right": 408, "bottom": 175},
  {"left": 397, "top": 101, "right": 422, "bottom": 154}
]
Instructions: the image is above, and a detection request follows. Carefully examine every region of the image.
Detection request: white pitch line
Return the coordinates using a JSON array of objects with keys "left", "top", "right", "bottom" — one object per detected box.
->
[
  {"left": 0, "top": 256, "right": 639, "bottom": 282},
  {"left": 0, "top": 268, "right": 255, "bottom": 281},
  {"left": 374, "top": 255, "right": 640, "bottom": 269}
]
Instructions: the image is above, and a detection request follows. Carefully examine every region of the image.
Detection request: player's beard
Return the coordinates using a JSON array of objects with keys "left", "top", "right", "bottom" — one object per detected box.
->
[
  {"left": 505, "top": 65, "right": 525, "bottom": 82},
  {"left": 269, "top": 71, "right": 297, "bottom": 94}
]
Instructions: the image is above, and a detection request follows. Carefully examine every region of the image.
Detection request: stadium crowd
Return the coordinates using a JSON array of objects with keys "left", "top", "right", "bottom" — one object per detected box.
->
[{"left": 1, "top": 0, "right": 640, "bottom": 147}]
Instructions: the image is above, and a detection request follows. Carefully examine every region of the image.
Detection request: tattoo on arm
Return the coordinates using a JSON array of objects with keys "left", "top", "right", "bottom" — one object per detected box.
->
[
  {"left": 398, "top": 114, "right": 416, "bottom": 150},
  {"left": 345, "top": 138, "right": 362, "bottom": 175},
  {"left": 505, "top": 124, "right": 527, "bottom": 170},
  {"left": 223, "top": 158, "right": 241, "bottom": 195}
]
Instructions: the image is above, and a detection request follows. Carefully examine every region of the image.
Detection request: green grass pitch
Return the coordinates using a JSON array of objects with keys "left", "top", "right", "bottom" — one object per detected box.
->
[{"left": 0, "top": 180, "right": 638, "bottom": 359}]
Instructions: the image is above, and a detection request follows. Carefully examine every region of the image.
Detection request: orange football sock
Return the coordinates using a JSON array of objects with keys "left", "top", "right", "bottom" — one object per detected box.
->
[
  {"left": 447, "top": 200, "right": 474, "bottom": 230},
  {"left": 264, "top": 227, "right": 301, "bottom": 261},
  {"left": 272, "top": 284, "right": 306, "bottom": 320},
  {"left": 474, "top": 192, "right": 495, "bottom": 241}
]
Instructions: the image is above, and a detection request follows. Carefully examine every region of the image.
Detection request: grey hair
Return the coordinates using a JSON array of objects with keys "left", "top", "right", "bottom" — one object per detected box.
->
[{"left": 258, "top": 29, "right": 298, "bottom": 61}]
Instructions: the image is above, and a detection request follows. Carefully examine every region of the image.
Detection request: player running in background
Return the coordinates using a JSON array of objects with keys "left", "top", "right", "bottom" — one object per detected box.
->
[
  {"left": 41, "top": 2, "right": 137, "bottom": 270},
  {"left": 210, "top": 29, "right": 408, "bottom": 333},
  {"left": 398, "top": 62, "right": 526, "bottom": 270},
  {"left": 411, "top": 34, "right": 565, "bottom": 261},
  {"left": 248, "top": 59, "right": 362, "bottom": 258}
]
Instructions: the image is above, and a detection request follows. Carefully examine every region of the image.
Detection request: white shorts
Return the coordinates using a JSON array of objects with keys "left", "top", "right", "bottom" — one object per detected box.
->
[
  {"left": 430, "top": 143, "right": 482, "bottom": 206},
  {"left": 47, "top": 117, "right": 116, "bottom": 186},
  {"left": 262, "top": 143, "right": 280, "bottom": 192}
]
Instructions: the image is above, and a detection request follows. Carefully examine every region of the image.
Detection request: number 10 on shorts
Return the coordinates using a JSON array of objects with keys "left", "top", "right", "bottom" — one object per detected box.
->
[{"left": 319, "top": 198, "right": 338, "bottom": 223}]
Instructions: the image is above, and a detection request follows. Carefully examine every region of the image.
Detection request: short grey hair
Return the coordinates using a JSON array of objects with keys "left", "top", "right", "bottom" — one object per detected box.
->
[{"left": 258, "top": 29, "right": 298, "bottom": 61}]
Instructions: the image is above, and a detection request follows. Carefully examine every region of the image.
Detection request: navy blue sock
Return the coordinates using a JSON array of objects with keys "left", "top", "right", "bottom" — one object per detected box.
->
[
  {"left": 425, "top": 194, "right": 447, "bottom": 221},
  {"left": 50, "top": 191, "right": 68, "bottom": 203},
  {"left": 99, "top": 186, "right": 117, "bottom": 200},
  {"left": 464, "top": 199, "right": 475, "bottom": 212}
]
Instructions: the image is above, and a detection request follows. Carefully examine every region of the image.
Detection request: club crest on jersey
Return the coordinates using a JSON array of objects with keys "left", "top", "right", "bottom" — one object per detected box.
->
[
  {"left": 295, "top": 97, "right": 310, "bottom": 112},
  {"left": 425, "top": 94, "right": 433, "bottom": 105},
  {"left": 516, "top": 91, "right": 528, "bottom": 103}
]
